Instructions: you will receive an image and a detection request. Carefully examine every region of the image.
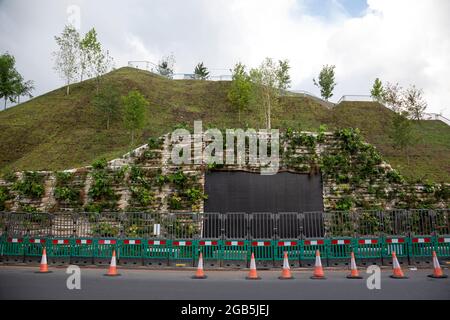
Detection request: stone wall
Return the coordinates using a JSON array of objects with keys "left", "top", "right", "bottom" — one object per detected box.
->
[{"left": 0, "top": 128, "right": 448, "bottom": 213}]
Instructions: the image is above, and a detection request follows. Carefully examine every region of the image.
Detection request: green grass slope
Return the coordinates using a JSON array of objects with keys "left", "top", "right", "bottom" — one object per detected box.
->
[{"left": 0, "top": 67, "right": 449, "bottom": 182}]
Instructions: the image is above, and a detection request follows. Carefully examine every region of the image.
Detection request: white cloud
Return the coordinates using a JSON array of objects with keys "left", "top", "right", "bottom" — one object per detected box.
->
[{"left": 0, "top": 0, "right": 449, "bottom": 117}]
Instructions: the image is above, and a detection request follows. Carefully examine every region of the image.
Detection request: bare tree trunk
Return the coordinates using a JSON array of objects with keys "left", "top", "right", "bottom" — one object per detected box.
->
[
  {"left": 66, "top": 80, "right": 70, "bottom": 95},
  {"left": 4, "top": 97, "right": 6, "bottom": 110}
]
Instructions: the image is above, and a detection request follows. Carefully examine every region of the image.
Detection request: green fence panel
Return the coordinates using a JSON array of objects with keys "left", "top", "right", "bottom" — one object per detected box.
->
[
  {"left": 248, "top": 240, "right": 273, "bottom": 261},
  {"left": 119, "top": 239, "right": 144, "bottom": 259},
  {"left": 383, "top": 237, "right": 408, "bottom": 258},
  {"left": 46, "top": 238, "right": 72, "bottom": 259},
  {"left": 409, "top": 236, "right": 434, "bottom": 258},
  {"left": 72, "top": 238, "right": 95, "bottom": 258},
  {"left": 301, "top": 239, "right": 327, "bottom": 259},
  {"left": 94, "top": 239, "right": 118, "bottom": 259},
  {"left": 354, "top": 238, "right": 382, "bottom": 259},
  {"left": 197, "top": 240, "right": 221, "bottom": 260},
  {"left": 24, "top": 237, "right": 46, "bottom": 257},
  {"left": 327, "top": 238, "right": 352, "bottom": 262},
  {"left": 170, "top": 240, "right": 195, "bottom": 265},
  {"left": 221, "top": 240, "right": 247, "bottom": 261},
  {"left": 434, "top": 236, "right": 450, "bottom": 258},
  {"left": 2, "top": 237, "right": 24, "bottom": 257},
  {"left": 144, "top": 239, "right": 170, "bottom": 259},
  {"left": 274, "top": 240, "right": 301, "bottom": 261}
]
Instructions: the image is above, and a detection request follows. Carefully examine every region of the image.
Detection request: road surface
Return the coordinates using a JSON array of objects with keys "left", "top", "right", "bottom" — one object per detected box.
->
[{"left": 0, "top": 266, "right": 448, "bottom": 300}]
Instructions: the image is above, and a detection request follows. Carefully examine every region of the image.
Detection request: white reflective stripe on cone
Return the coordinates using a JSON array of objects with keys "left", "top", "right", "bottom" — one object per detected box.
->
[
  {"left": 198, "top": 255, "right": 203, "bottom": 269},
  {"left": 393, "top": 255, "right": 400, "bottom": 269},
  {"left": 41, "top": 252, "right": 47, "bottom": 265},
  {"left": 250, "top": 256, "right": 257, "bottom": 270},
  {"left": 283, "top": 255, "right": 290, "bottom": 269},
  {"left": 351, "top": 255, "right": 357, "bottom": 270},
  {"left": 110, "top": 254, "right": 116, "bottom": 267},
  {"left": 315, "top": 253, "right": 322, "bottom": 267},
  {"left": 433, "top": 254, "right": 440, "bottom": 269}
]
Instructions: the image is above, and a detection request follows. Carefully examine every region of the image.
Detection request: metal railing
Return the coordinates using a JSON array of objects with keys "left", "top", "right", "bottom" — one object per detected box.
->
[{"left": 0, "top": 210, "right": 447, "bottom": 239}]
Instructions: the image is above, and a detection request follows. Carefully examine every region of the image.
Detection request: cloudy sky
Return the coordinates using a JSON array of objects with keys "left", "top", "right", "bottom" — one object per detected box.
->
[{"left": 1, "top": 0, "right": 449, "bottom": 117}]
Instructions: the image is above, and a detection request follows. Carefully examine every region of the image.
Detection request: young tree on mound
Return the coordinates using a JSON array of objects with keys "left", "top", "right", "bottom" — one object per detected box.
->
[
  {"left": 194, "top": 62, "right": 209, "bottom": 80},
  {"left": 228, "top": 62, "right": 252, "bottom": 123},
  {"left": 122, "top": 90, "right": 148, "bottom": 146},
  {"left": 93, "top": 82, "right": 120, "bottom": 130},
  {"left": 0, "top": 52, "right": 34, "bottom": 109},
  {"left": 404, "top": 85, "right": 427, "bottom": 121},
  {"left": 371, "top": 78, "right": 384, "bottom": 102},
  {"left": 390, "top": 111, "right": 416, "bottom": 165},
  {"left": 313, "top": 64, "right": 336, "bottom": 101},
  {"left": 53, "top": 25, "right": 80, "bottom": 95},
  {"left": 250, "top": 58, "right": 291, "bottom": 129},
  {"left": 157, "top": 54, "right": 175, "bottom": 78}
]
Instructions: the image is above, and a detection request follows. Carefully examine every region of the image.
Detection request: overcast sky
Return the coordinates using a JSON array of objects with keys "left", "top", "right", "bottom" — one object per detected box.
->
[{"left": 1, "top": 0, "right": 449, "bottom": 117}]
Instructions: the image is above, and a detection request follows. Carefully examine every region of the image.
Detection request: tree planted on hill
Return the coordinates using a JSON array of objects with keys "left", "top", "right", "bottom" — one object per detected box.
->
[
  {"left": 382, "top": 82, "right": 427, "bottom": 120},
  {"left": 371, "top": 78, "right": 384, "bottom": 101},
  {"left": 249, "top": 58, "right": 291, "bottom": 130},
  {"left": 93, "top": 83, "right": 120, "bottom": 130},
  {"left": 0, "top": 52, "right": 34, "bottom": 110},
  {"left": 390, "top": 111, "right": 416, "bottom": 165},
  {"left": 122, "top": 90, "right": 148, "bottom": 146},
  {"left": 227, "top": 62, "right": 252, "bottom": 123},
  {"left": 53, "top": 25, "right": 80, "bottom": 95},
  {"left": 157, "top": 54, "right": 175, "bottom": 78},
  {"left": 194, "top": 62, "right": 209, "bottom": 80},
  {"left": 404, "top": 85, "right": 427, "bottom": 121},
  {"left": 313, "top": 64, "right": 336, "bottom": 101}
]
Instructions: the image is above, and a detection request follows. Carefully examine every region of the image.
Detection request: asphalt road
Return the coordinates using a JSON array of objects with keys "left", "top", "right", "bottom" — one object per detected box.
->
[{"left": 0, "top": 266, "right": 448, "bottom": 300}]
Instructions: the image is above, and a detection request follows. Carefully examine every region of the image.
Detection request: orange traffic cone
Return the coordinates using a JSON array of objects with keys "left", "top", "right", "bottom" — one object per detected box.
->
[
  {"left": 192, "top": 252, "right": 207, "bottom": 279},
  {"left": 346, "top": 252, "right": 362, "bottom": 279},
  {"left": 246, "top": 253, "right": 261, "bottom": 280},
  {"left": 104, "top": 250, "right": 121, "bottom": 277},
  {"left": 390, "top": 252, "right": 408, "bottom": 279},
  {"left": 428, "top": 251, "right": 448, "bottom": 279},
  {"left": 310, "top": 250, "right": 326, "bottom": 280},
  {"left": 278, "top": 252, "right": 294, "bottom": 280},
  {"left": 36, "top": 247, "right": 52, "bottom": 273}
]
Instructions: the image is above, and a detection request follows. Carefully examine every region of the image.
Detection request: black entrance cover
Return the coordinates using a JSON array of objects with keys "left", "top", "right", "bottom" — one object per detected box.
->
[
  {"left": 204, "top": 171, "right": 323, "bottom": 213},
  {"left": 204, "top": 171, "right": 324, "bottom": 238}
]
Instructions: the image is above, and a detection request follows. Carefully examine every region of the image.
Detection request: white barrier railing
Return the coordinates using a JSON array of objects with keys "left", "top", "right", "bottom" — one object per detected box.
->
[{"left": 337, "top": 95, "right": 375, "bottom": 103}]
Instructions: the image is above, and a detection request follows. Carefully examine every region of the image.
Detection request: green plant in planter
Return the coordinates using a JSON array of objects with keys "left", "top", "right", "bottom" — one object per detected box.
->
[
  {"left": 168, "top": 194, "right": 183, "bottom": 210},
  {"left": 386, "top": 170, "right": 404, "bottom": 184},
  {"left": 423, "top": 180, "right": 436, "bottom": 194},
  {"left": 92, "top": 222, "right": 119, "bottom": 237},
  {"left": 130, "top": 186, "right": 155, "bottom": 206},
  {"left": 89, "top": 171, "right": 116, "bottom": 201},
  {"left": 112, "top": 166, "right": 128, "bottom": 184},
  {"left": 92, "top": 158, "right": 108, "bottom": 170},
  {"left": 167, "top": 170, "right": 188, "bottom": 188},
  {"left": 184, "top": 188, "right": 208, "bottom": 203},
  {"left": 148, "top": 137, "right": 164, "bottom": 149},
  {"left": 13, "top": 171, "right": 45, "bottom": 199},
  {"left": 317, "top": 124, "right": 327, "bottom": 143},
  {"left": 54, "top": 186, "right": 79, "bottom": 203},
  {"left": 55, "top": 171, "right": 73, "bottom": 185},
  {"left": 335, "top": 196, "right": 354, "bottom": 211}
]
